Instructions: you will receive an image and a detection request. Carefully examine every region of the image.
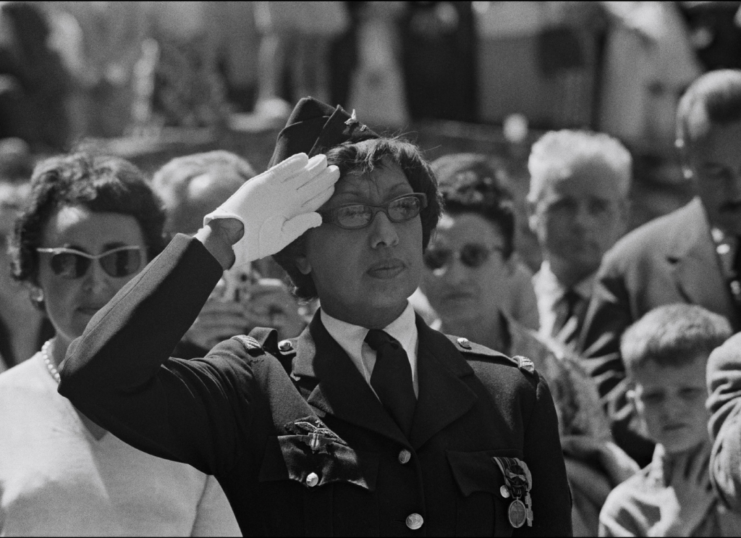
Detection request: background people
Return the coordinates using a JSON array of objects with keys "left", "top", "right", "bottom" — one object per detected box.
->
[
  {"left": 418, "top": 151, "right": 637, "bottom": 536},
  {"left": 600, "top": 304, "right": 740, "bottom": 537},
  {"left": 527, "top": 129, "right": 631, "bottom": 350},
  {"left": 151, "top": 150, "right": 305, "bottom": 356},
  {"left": 0, "top": 152, "right": 239, "bottom": 535},
  {"left": 581, "top": 69, "right": 741, "bottom": 468}
]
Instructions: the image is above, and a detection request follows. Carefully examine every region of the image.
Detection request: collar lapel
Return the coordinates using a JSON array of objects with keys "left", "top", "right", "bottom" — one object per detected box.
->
[
  {"left": 292, "top": 313, "right": 409, "bottom": 446},
  {"left": 668, "top": 199, "right": 739, "bottom": 325},
  {"left": 409, "top": 316, "right": 478, "bottom": 450}
]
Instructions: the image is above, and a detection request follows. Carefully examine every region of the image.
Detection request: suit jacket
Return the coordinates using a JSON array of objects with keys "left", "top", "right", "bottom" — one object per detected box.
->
[
  {"left": 59, "top": 234, "right": 572, "bottom": 537},
  {"left": 708, "top": 336, "right": 741, "bottom": 514},
  {"left": 579, "top": 197, "right": 739, "bottom": 466}
]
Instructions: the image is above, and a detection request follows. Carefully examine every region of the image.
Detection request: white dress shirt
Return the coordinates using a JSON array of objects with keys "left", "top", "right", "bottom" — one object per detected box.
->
[
  {"left": 533, "top": 260, "right": 595, "bottom": 341},
  {"left": 320, "top": 302, "right": 419, "bottom": 397}
]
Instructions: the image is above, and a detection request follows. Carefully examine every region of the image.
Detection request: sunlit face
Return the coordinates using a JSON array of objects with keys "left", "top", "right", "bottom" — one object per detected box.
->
[
  {"left": 629, "top": 356, "right": 709, "bottom": 455},
  {"left": 298, "top": 162, "right": 423, "bottom": 328},
  {"left": 528, "top": 160, "right": 627, "bottom": 282},
  {"left": 685, "top": 119, "right": 741, "bottom": 236},
  {"left": 37, "top": 206, "right": 149, "bottom": 346},
  {"left": 420, "top": 212, "right": 512, "bottom": 327}
]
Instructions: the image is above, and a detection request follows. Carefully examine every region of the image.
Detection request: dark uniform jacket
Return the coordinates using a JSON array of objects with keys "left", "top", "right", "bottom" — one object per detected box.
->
[
  {"left": 59, "top": 235, "right": 572, "bottom": 537},
  {"left": 579, "top": 197, "right": 741, "bottom": 467}
]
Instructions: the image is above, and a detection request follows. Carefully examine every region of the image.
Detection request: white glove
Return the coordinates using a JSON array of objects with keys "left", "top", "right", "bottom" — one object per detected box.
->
[{"left": 204, "top": 153, "right": 339, "bottom": 266}]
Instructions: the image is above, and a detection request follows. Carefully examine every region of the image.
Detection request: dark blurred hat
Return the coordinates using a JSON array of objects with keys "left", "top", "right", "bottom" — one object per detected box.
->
[
  {"left": 0, "top": 138, "right": 33, "bottom": 182},
  {"left": 268, "top": 97, "right": 379, "bottom": 168}
]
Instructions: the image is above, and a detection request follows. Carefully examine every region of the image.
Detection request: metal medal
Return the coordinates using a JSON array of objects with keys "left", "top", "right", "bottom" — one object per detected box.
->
[{"left": 508, "top": 498, "right": 527, "bottom": 528}]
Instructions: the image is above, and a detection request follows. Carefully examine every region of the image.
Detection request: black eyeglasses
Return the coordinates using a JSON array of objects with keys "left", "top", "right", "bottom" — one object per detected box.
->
[
  {"left": 319, "top": 193, "right": 427, "bottom": 230},
  {"left": 423, "top": 243, "right": 504, "bottom": 270},
  {"left": 36, "top": 246, "right": 144, "bottom": 279}
]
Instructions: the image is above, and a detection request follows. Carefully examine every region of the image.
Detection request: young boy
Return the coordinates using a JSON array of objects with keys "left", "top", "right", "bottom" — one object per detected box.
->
[{"left": 599, "top": 304, "right": 741, "bottom": 536}]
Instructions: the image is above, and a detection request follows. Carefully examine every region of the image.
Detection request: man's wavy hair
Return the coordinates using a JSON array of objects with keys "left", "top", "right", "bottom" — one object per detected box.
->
[
  {"left": 273, "top": 137, "right": 443, "bottom": 300},
  {"left": 10, "top": 152, "right": 166, "bottom": 309}
]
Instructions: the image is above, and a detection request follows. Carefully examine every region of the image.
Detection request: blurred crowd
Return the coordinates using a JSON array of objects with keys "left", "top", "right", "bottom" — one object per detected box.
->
[
  {"left": 3, "top": 1, "right": 741, "bottom": 153},
  {"left": 5, "top": 1, "right": 741, "bottom": 538}
]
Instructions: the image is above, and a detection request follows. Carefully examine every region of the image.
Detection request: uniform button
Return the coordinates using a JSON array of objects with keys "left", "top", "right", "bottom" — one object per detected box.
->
[
  {"left": 306, "top": 472, "right": 319, "bottom": 487},
  {"left": 398, "top": 449, "right": 411, "bottom": 464},
  {"left": 500, "top": 485, "right": 510, "bottom": 498},
  {"left": 457, "top": 337, "right": 471, "bottom": 349},
  {"left": 406, "top": 513, "right": 424, "bottom": 530}
]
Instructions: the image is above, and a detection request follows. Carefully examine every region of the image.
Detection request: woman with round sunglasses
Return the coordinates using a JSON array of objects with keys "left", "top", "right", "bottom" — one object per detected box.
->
[
  {"left": 418, "top": 153, "right": 639, "bottom": 536},
  {"left": 0, "top": 152, "right": 240, "bottom": 536}
]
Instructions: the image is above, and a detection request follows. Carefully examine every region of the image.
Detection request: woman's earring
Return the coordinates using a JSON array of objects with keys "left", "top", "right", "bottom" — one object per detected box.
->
[{"left": 30, "top": 287, "right": 44, "bottom": 304}]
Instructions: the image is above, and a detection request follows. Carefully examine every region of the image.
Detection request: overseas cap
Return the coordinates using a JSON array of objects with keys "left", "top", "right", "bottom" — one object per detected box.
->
[{"left": 268, "top": 97, "right": 379, "bottom": 168}]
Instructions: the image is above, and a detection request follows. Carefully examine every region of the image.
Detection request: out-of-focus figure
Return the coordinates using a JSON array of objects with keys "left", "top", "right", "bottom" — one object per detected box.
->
[
  {"left": 0, "top": 140, "right": 52, "bottom": 372},
  {"left": 581, "top": 70, "right": 741, "bottom": 468},
  {"left": 348, "top": 1, "right": 409, "bottom": 128},
  {"left": 527, "top": 130, "right": 631, "bottom": 351},
  {"left": 598, "top": 1, "right": 702, "bottom": 148},
  {"left": 254, "top": 1, "right": 348, "bottom": 121},
  {"left": 146, "top": 1, "right": 231, "bottom": 130},
  {"left": 0, "top": 1, "right": 71, "bottom": 152},
  {"left": 601, "top": 305, "right": 741, "bottom": 537},
  {"left": 54, "top": 1, "right": 148, "bottom": 139},
  {"left": 152, "top": 150, "right": 306, "bottom": 357}
]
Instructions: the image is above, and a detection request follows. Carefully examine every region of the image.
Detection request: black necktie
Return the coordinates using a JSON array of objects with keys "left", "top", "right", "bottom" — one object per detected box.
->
[
  {"left": 552, "top": 288, "right": 582, "bottom": 347},
  {"left": 365, "top": 329, "right": 416, "bottom": 436}
]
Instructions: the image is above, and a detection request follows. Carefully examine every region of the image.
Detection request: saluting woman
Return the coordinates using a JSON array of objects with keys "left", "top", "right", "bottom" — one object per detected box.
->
[{"left": 60, "top": 99, "right": 573, "bottom": 536}]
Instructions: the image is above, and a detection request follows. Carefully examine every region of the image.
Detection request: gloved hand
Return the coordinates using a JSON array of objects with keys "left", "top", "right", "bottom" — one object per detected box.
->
[{"left": 204, "top": 153, "right": 339, "bottom": 266}]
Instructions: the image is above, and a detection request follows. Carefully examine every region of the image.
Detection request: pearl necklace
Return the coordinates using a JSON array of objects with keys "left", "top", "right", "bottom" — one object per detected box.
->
[{"left": 41, "top": 340, "right": 60, "bottom": 384}]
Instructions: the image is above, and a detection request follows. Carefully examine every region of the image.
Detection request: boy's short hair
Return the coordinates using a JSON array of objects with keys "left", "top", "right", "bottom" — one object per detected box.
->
[
  {"left": 621, "top": 304, "right": 732, "bottom": 376},
  {"left": 676, "top": 69, "right": 741, "bottom": 149},
  {"left": 527, "top": 129, "right": 632, "bottom": 203}
]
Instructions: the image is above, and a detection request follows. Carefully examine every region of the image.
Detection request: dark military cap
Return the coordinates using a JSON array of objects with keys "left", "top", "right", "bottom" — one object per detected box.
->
[{"left": 268, "top": 97, "right": 379, "bottom": 168}]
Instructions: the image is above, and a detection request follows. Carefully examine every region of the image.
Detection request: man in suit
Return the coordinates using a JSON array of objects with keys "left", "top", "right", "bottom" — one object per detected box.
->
[
  {"left": 580, "top": 69, "right": 741, "bottom": 468},
  {"left": 58, "top": 97, "right": 572, "bottom": 536},
  {"left": 527, "top": 130, "right": 631, "bottom": 348}
]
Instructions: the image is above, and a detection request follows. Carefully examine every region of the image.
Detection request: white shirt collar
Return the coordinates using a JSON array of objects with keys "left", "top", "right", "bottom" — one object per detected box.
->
[
  {"left": 533, "top": 260, "right": 596, "bottom": 338},
  {"left": 320, "top": 302, "right": 419, "bottom": 396}
]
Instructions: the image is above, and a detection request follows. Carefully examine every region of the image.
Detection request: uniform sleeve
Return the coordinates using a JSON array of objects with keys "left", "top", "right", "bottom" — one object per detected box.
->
[
  {"left": 191, "top": 476, "right": 242, "bottom": 537},
  {"left": 519, "top": 374, "right": 573, "bottom": 537},
  {"left": 579, "top": 258, "right": 654, "bottom": 467},
  {"left": 59, "top": 234, "right": 254, "bottom": 475},
  {"left": 708, "top": 345, "right": 741, "bottom": 512}
]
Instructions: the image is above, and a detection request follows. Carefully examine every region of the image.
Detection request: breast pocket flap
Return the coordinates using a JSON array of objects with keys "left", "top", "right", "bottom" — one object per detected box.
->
[{"left": 447, "top": 450, "right": 521, "bottom": 497}]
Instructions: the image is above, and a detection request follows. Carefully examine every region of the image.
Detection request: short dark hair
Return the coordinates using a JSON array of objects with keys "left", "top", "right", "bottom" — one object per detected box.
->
[
  {"left": 10, "top": 153, "right": 167, "bottom": 306},
  {"left": 273, "top": 137, "right": 443, "bottom": 300},
  {"left": 152, "top": 150, "right": 256, "bottom": 235},
  {"left": 622, "top": 304, "right": 732, "bottom": 376},
  {"left": 431, "top": 153, "right": 516, "bottom": 259},
  {"left": 676, "top": 69, "right": 741, "bottom": 148}
]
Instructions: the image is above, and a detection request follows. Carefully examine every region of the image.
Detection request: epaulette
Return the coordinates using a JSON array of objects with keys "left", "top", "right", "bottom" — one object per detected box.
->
[
  {"left": 446, "top": 335, "right": 537, "bottom": 378},
  {"left": 231, "top": 334, "right": 264, "bottom": 356},
  {"left": 243, "top": 327, "right": 297, "bottom": 372}
]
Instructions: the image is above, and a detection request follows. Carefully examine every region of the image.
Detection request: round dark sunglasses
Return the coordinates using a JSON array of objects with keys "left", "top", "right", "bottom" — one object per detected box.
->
[
  {"left": 423, "top": 243, "right": 504, "bottom": 270},
  {"left": 36, "top": 246, "right": 144, "bottom": 279},
  {"left": 319, "top": 193, "right": 427, "bottom": 230}
]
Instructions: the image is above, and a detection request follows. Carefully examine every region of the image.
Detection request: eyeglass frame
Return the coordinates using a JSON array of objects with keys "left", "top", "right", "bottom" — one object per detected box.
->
[
  {"left": 423, "top": 242, "right": 505, "bottom": 271},
  {"left": 318, "top": 193, "right": 428, "bottom": 230},
  {"left": 35, "top": 245, "right": 144, "bottom": 279}
]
